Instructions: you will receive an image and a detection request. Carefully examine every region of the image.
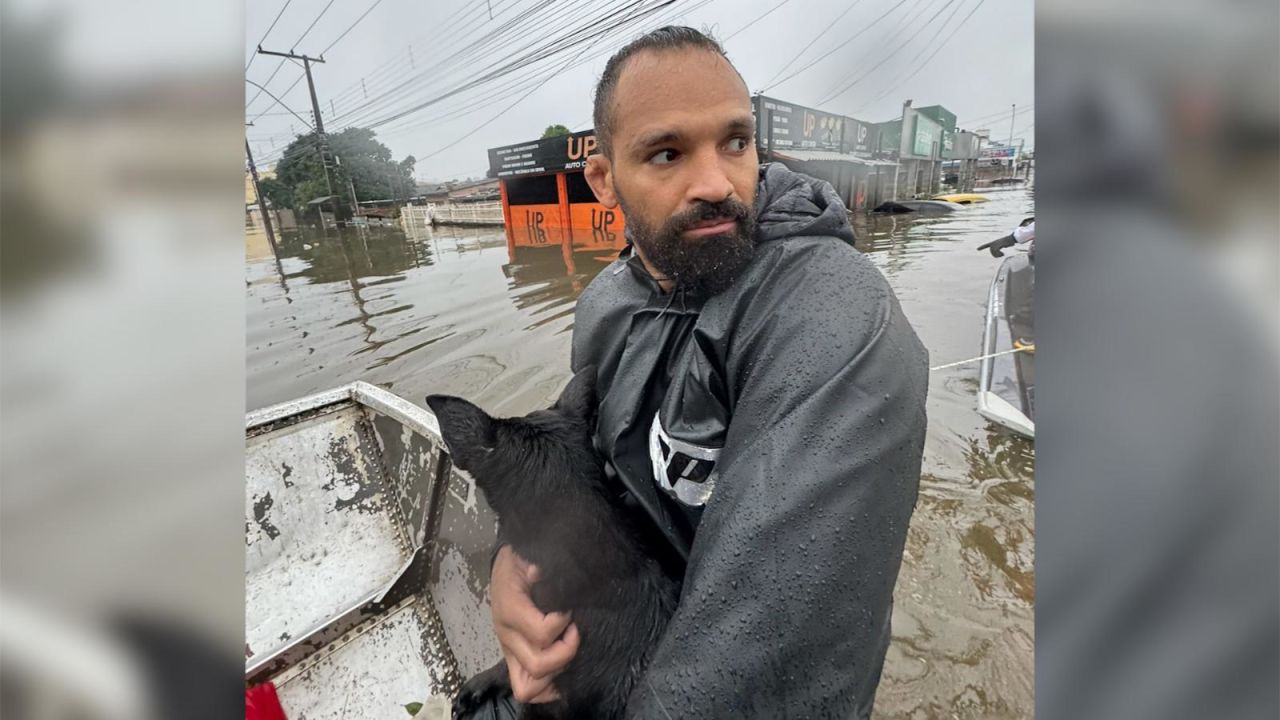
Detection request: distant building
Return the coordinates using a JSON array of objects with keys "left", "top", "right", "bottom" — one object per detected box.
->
[
  {"left": 863, "top": 101, "right": 963, "bottom": 197},
  {"left": 446, "top": 177, "right": 500, "bottom": 202},
  {"left": 753, "top": 93, "right": 898, "bottom": 211},
  {"left": 415, "top": 182, "right": 450, "bottom": 202},
  {"left": 942, "top": 130, "right": 984, "bottom": 190}
]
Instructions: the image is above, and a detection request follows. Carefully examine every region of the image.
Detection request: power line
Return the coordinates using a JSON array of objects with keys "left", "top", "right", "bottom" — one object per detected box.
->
[
  {"left": 958, "top": 102, "right": 1033, "bottom": 129},
  {"left": 246, "top": 0, "right": 295, "bottom": 71},
  {"left": 761, "top": 0, "right": 865, "bottom": 89},
  {"left": 320, "top": 0, "right": 388, "bottom": 55},
  {"left": 812, "top": 0, "right": 937, "bottom": 103},
  {"left": 292, "top": 0, "right": 339, "bottom": 49},
  {"left": 245, "top": 0, "right": 339, "bottom": 111},
  {"left": 246, "top": 60, "right": 300, "bottom": 111},
  {"left": 760, "top": 0, "right": 911, "bottom": 93},
  {"left": 323, "top": 0, "right": 535, "bottom": 121},
  {"left": 323, "top": 0, "right": 523, "bottom": 113},
  {"left": 857, "top": 0, "right": 980, "bottom": 111},
  {"left": 250, "top": 0, "right": 604, "bottom": 152},
  {"left": 722, "top": 0, "right": 795, "bottom": 42},
  {"left": 244, "top": 79, "right": 317, "bottom": 130},
  {"left": 815, "top": 0, "right": 962, "bottom": 107},
  {"left": 326, "top": 0, "right": 561, "bottom": 126},
  {"left": 375, "top": 1, "right": 683, "bottom": 139},
  {"left": 354, "top": 0, "right": 660, "bottom": 132},
  {"left": 370, "top": 0, "right": 685, "bottom": 137},
  {"left": 327, "top": 0, "right": 570, "bottom": 127},
  {"left": 416, "top": 0, "right": 671, "bottom": 161}
]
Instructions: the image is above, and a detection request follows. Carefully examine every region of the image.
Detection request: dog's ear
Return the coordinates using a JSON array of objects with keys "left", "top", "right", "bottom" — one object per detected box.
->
[
  {"left": 555, "top": 366, "right": 597, "bottom": 422},
  {"left": 425, "top": 395, "right": 495, "bottom": 471}
]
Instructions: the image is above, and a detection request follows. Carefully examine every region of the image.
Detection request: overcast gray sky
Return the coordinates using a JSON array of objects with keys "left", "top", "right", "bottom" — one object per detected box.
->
[{"left": 244, "top": 0, "right": 1033, "bottom": 181}]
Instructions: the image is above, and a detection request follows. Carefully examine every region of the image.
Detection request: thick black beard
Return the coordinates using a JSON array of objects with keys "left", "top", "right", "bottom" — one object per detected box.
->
[{"left": 619, "top": 196, "right": 757, "bottom": 297}]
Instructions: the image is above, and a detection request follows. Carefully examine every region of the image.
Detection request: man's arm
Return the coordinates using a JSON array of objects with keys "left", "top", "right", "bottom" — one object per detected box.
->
[{"left": 626, "top": 244, "right": 929, "bottom": 718}]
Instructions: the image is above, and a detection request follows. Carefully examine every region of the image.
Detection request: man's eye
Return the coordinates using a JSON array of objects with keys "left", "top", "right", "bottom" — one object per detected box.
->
[
  {"left": 649, "top": 149, "right": 679, "bottom": 165},
  {"left": 725, "top": 137, "right": 750, "bottom": 152}
]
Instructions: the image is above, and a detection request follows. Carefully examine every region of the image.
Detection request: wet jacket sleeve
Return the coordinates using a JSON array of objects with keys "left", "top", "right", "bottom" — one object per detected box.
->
[{"left": 626, "top": 244, "right": 929, "bottom": 719}]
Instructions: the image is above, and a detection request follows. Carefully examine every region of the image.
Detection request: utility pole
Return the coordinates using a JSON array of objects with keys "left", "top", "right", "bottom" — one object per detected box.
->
[
  {"left": 347, "top": 173, "right": 360, "bottom": 217},
  {"left": 258, "top": 48, "right": 337, "bottom": 223},
  {"left": 245, "top": 137, "right": 279, "bottom": 249},
  {"left": 1008, "top": 103, "right": 1017, "bottom": 179}
]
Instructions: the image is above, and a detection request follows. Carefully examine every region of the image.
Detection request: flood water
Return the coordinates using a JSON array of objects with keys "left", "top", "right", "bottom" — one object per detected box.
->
[{"left": 246, "top": 187, "right": 1036, "bottom": 718}]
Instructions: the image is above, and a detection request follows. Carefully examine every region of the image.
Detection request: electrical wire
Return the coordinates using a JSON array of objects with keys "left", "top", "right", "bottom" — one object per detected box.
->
[
  {"left": 353, "top": 0, "right": 662, "bottom": 131},
  {"left": 760, "top": 0, "right": 864, "bottom": 89},
  {"left": 244, "top": 79, "right": 316, "bottom": 130},
  {"left": 373, "top": 0, "right": 692, "bottom": 139},
  {"left": 246, "top": 0, "right": 339, "bottom": 111},
  {"left": 405, "top": 0, "right": 703, "bottom": 158},
  {"left": 815, "top": 0, "right": 961, "bottom": 106},
  {"left": 856, "top": 0, "right": 980, "bottom": 111},
  {"left": 246, "top": 0, "right": 295, "bottom": 71},
  {"left": 860, "top": 0, "right": 988, "bottom": 110},
  {"left": 319, "top": 0, "right": 387, "bottom": 55},
  {"left": 721, "top": 0, "right": 795, "bottom": 42},
  {"left": 327, "top": 0, "right": 579, "bottom": 127},
  {"left": 292, "top": 0, "right": 339, "bottom": 49},
  {"left": 760, "top": 0, "right": 911, "bottom": 93},
  {"left": 323, "top": 0, "right": 523, "bottom": 113}
]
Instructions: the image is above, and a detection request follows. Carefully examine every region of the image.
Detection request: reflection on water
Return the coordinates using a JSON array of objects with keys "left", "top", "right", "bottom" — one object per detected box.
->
[
  {"left": 245, "top": 188, "right": 1036, "bottom": 718},
  {"left": 247, "top": 223, "right": 613, "bottom": 415}
]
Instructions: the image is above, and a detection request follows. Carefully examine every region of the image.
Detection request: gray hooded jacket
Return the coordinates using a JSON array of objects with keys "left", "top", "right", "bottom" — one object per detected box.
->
[{"left": 571, "top": 162, "right": 928, "bottom": 719}]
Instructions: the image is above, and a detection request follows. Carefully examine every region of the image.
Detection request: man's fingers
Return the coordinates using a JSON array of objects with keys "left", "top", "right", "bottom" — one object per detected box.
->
[
  {"left": 523, "top": 622, "right": 578, "bottom": 677},
  {"left": 527, "top": 686, "right": 562, "bottom": 704},
  {"left": 507, "top": 659, "right": 556, "bottom": 704},
  {"left": 556, "top": 621, "right": 581, "bottom": 656},
  {"left": 500, "top": 621, "right": 578, "bottom": 683},
  {"left": 510, "top": 607, "right": 572, "bottom": 649},
  {"left": 523, "top": 561, "right": 542, "bottom": 584}
]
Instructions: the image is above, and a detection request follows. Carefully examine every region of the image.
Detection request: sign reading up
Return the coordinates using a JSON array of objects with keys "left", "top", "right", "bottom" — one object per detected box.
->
[{"left": 488, "top": 130, "right": 600, "bottom": 178}]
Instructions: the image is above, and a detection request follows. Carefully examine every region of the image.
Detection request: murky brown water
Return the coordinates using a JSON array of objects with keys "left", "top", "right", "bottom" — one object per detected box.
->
[{"left": 246, "top": 187, "right": 1035, "bottom": 718}]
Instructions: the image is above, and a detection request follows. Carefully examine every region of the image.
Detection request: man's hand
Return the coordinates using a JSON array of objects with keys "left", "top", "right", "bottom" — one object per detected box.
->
[
  {"left": 977, "top": 233, "right": 1017, "bottom": 257},
  {"left": 490, "top": 545, "right": 580, "bottom": 703}
]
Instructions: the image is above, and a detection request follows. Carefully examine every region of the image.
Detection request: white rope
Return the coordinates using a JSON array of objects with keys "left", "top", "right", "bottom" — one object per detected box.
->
[{"left": 930, "top": 345, "right": 1034, "bottom": 371}]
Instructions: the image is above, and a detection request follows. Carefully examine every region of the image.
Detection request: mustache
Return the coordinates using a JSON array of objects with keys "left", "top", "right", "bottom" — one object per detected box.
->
[{"left": 665, "top": 198, "right": 753, "bottom": 235}]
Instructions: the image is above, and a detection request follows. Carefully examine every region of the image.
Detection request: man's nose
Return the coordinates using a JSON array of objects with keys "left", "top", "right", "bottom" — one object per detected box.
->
[{"left": 684, "top": 148, "right": 735, "bottom": 205}]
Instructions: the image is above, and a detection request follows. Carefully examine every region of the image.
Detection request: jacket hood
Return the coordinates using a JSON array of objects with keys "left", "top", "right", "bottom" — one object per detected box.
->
[{"left": 753, "top": 162, "right": 855, "bottom": 246}]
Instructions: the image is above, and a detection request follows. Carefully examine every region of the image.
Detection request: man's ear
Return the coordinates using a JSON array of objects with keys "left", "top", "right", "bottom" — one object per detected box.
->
[
  {"left": 584, "top": 154, "right": 618, "bottom": 208},
  {"left": 555, "top": 366, "right": 597, "bottom": 422},
  {"left": 424, "top": 395, "right": 495, "bottom": 471}
]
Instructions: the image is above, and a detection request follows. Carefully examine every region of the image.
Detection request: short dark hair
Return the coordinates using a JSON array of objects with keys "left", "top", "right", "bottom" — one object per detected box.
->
[{"left": 592, "top": 26, "right": 732, "bottom": 156}]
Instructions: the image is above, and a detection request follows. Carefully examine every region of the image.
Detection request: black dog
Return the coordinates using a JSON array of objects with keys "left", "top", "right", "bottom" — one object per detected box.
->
[{"left": 426, "top": 367, "right": 680, "bottom": 720}]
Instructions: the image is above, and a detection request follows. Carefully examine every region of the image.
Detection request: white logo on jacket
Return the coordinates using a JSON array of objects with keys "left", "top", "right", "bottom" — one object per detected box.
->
[{"left": 648, "top": 413, "right": 719, "bottom": 507}]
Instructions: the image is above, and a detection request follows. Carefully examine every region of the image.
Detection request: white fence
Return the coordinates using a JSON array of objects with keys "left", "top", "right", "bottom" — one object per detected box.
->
[
  {"left": 433, "top": 200, "right": 504, "bottom": 225},
  {"left": 401, "top": 205, "right": 433, "bottom": 235}
]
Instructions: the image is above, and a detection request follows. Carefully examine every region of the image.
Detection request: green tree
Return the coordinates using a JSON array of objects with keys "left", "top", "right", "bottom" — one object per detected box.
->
[
  {"left": 274, "top": 127, "right": 416, "bottom": 211},
  {"left": 541, "top": 124, "right": 572, "bottom": 138},
  {"left": 255, "top": 176, "right": 294, "bottom": 210}
]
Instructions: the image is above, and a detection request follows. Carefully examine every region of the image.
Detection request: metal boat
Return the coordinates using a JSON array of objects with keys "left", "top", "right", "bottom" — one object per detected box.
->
[
  {"left": 245, "top": 382, "right": 501, "bottom": 718},
  {"left": 978, "top": 252, "right": 1035, "bottom": 438}
]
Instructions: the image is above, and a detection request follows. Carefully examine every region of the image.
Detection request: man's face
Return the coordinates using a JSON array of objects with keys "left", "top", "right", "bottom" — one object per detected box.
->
[{"left": 585, "top": 48, "right": 760, "bottom": 295}]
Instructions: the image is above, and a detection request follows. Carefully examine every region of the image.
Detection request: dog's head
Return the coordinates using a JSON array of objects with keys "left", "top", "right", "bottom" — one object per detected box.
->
[{"left": 425, "top": 366, "right": 598, "bottom": 506}]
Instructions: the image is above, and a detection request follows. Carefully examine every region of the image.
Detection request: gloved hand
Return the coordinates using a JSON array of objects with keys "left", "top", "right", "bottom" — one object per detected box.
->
[{"left": 977, "top": 234, "right": 1017, "bottom": 257}]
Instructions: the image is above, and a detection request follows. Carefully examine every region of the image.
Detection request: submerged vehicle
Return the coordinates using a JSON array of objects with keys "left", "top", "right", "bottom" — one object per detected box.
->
[
  {"left": 871, "top": 199, "right": 964, "bottom": 214},
  {"left": 932, "top": 192, "right": 989, "bottom": 204},
  {"left": 977, "top": 235, "right": 1035, "bottom": 438},
  {"left": 245, "top": 382, "right": 501, "bottom": 718}
]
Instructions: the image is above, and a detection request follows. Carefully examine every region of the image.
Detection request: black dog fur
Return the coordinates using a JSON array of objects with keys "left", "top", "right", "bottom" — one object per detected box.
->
[{"left": 426, "top": 367, "right": 680, "bottom": 720}]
